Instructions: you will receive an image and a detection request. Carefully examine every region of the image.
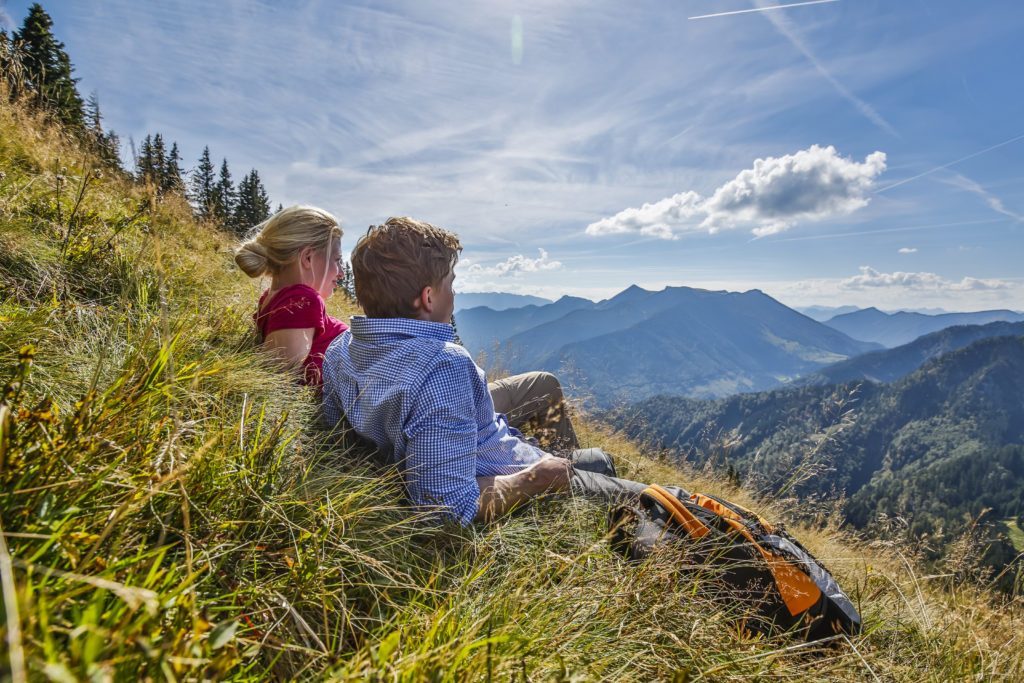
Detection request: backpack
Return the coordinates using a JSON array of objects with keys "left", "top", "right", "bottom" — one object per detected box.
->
[{"left": 609, "top": 484, "right": 862, "bottom": 642}]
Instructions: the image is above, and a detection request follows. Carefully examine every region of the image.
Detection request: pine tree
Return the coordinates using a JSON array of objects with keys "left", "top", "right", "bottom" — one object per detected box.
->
[
  {"left": 339, "top": 261, "right": 356, "bottom": 302},
  {"left": 85, "top": 92, "right": 101, "bottom": 137},
  {"left": 136, "top": 134, "right": 155, "bottom": 185},
  {"left": 190, "top": 146, "right": 216, "bottom": 220},
  {"left": 211, "top": 158, "right": 236, "bottom": 228},
  {"left": 276, "top": 203, "right": 284, "bottom": 214},
  {"left": 13, "top": 4, "right": 84, "bottom": 129},
  {"left": 151, "top": 133, "right": 166, "bottom": 190},
  {"left": 83, "top": 94, "right": 121, "bottom": 170},
  {"left": 233, "top": 169, "right": 271, "bottom": 235},
  {"left": 162, "top": 142, "right": 184, "bottom": 195}
]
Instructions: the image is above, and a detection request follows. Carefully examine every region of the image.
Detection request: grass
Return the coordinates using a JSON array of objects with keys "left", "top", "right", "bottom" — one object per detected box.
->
[
  {"left": 2, "top": 86, "right": 1024, "bottom": 681},
  {"left": 1006, "top": 519, "right": 1024, "bottom": 554}
]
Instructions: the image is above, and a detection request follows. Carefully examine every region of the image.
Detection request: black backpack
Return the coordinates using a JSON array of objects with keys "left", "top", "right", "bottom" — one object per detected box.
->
[{"left": 609, "top": 484, "right": 862, "bottom": 642}]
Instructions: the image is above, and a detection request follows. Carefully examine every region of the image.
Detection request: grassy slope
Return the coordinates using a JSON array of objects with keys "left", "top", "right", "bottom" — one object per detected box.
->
[{"left": 1, "top": 93, "right": 1022, "bottom": 681}]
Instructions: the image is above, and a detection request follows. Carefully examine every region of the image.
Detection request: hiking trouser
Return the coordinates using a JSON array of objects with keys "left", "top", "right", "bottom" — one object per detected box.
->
[
  {"left": 566, "top": 448, "right": 648, "bottom": 504},
  {"left": 488, "top": 371, "right": 580, "bottom": 451}
]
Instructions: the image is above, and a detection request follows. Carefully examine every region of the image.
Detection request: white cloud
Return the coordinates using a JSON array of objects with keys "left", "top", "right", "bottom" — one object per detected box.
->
[
  {"left": 584, "top": 191, "right": 703, "bottom": 239},
  {"left": 586, "top": 145, "right": 887, "bottom": 239},
  {"left": 840, "top": 266, "right": 1011, "bottom": 292},
  {"left": 463, "top": 249, "right": 562, "bottom": 278},
  {"left": 898, "top": 247, "right": 917, "bottom": 254}
]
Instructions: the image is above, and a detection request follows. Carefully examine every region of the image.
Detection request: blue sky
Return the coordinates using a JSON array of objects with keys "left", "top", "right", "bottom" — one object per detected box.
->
[{"left": 5, "top": 0, "right": 1023, "bottom": 310}]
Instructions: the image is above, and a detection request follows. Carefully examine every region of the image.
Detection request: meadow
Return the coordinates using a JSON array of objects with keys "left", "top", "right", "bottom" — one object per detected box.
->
[{"left": 2, "top": 88, "right": 1023, "bottom": 681}]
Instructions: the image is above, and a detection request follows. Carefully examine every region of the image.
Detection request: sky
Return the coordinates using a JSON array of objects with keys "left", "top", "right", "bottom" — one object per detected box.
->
[{"left": 4, "top": 0, "right": 1023, "bottom": 311}]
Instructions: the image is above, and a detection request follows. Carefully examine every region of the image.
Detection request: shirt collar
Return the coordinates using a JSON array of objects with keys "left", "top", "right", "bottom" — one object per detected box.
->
[{"left": 348, "top": 316, "right": 456, "bottom": 344}]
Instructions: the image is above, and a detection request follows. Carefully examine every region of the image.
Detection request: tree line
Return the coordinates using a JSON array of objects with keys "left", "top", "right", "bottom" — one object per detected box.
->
[{"left": 1, "top": 3, "right": 274, "bottom": 236}]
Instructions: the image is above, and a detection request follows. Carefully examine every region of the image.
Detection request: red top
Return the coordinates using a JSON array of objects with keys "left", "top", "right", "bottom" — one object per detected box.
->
[{"left": 255, "top": 284, "right": 348, "bottom": 386}]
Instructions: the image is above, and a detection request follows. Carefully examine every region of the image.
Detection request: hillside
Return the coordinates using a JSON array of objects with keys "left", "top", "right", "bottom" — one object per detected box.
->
[
  {"left": 824, "top": 306, "right": 1024, "bottom": 347},
  {"left": 801, "top": 320, "right": 1024, "bottom": 385},
  {"left": 462, "top": 285, "right": 878, "bottom": 405},
  {"left": 3, "top": 80, "right": 1024, "bottom": 681},
  {"left": 607, "top": 335, "right": 1024, "bottom": 581}
]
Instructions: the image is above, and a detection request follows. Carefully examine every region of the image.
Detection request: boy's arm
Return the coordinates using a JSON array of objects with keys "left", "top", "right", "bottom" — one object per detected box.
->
[
  {"left": 405, "top": 355, "right": 571, "bottom": 525},
  {"left": 474, "top": 456, "right": 572, "bottom": 523}
]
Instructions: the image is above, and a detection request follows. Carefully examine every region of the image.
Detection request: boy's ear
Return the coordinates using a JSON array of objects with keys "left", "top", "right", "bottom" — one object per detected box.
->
[{"left": 411, "top": 285, "right": 433, "bottom": 316}]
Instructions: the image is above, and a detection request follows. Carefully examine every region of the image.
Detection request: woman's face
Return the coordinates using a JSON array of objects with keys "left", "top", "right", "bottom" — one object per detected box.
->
[{"left": 308, "top": 237, "right": 343, "bottom": 300}]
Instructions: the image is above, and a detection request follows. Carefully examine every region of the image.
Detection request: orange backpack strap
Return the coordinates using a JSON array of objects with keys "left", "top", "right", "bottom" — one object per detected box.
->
[
  {"left": 643, "top": 484, "right": 709, "bottom": 540},
  {"left": 698, "top": 504, "right": 823, "bottom": 617}
]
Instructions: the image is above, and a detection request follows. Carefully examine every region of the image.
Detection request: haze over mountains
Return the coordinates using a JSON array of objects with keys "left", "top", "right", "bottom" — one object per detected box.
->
[
  {"left": 457, "top": 285, "right": 878, "bottom": 405},
  {"left": 823, "top": 307, "right": 1024, "bottom": 347},
  {"left": 454, "top": 292, "right": 551, "bottom": 312},
  {"left": 801, "top": 320, "right": 1024, "bottom": 386}
]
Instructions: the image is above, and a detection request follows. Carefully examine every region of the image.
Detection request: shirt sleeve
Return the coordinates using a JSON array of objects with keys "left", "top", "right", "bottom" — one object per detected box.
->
[
  {"left": 262, "top": 288, "right": 324, "bottom": 335},
  {"left": 402, "top": 353, "right": 481, "bottom": 525}
]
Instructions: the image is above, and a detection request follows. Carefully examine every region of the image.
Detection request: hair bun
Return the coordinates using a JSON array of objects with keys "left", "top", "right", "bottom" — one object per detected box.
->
[{"left": 235, "top": 240, "right": 270, "bottom": 278}]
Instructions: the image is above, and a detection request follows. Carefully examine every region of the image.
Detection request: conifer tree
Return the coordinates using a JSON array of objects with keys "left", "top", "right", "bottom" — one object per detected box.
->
[
  {"left": 339, "top": 261, "right": 356, "bottom": 302},
  {"left": 151, "top": 133, "right": 166, "bottom": 189},
  {"left": 84, "top": 92, "right": 102, "bottom": 142},
  {"left": 136, "top": 134, "right": 155, "bottom": 184},
  {"left": 211, "top": 158, "right": 236, "bottom": 228},
  {"left": 276, "top": 203, "right": 284, "bottom": 214},
  {"left": 13, "top": 4, "right": 84, "bottom": 129},
  {"left": 162, "top": 142, "right": 184, "bottom": 195},
  {"left": 81, "top": 92, "right": 120, "bottom": 168},
  {"left": 190, "top": 146, "right": 216, "bottom": 220},
  {"left": 234, "top": 169, "right": 271, "bottom": 235}
]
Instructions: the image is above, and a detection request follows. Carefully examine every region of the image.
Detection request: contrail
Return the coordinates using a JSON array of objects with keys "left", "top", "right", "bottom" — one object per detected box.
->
[
  {"left": 689, "top": 0, "right": 840, "bottom": 20},
  {"left": 874, "top": 132, "right": 1024, "bottom": 193},
  {"left": 769, "top": 218, "right": 1004, "bottom": 243},
  {"left": 750, "top": 0, "right": 897, "bottom": 136}
]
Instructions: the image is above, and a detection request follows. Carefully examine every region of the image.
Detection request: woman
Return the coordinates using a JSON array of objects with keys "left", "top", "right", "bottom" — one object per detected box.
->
[{"left": 235, "top": 205, "right": 347, "bottom": 386}]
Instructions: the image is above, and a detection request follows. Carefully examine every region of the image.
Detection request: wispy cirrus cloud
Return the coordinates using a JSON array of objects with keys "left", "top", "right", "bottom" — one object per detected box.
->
[
  {"left": 840, "top": 266, "right": 1011, "bottom": 291},
  {"left": 898, "top": 247, "right": 917, "bottom": 254},
  {"left": 586, "top": 145, "right": 886, "bottom": 239}
]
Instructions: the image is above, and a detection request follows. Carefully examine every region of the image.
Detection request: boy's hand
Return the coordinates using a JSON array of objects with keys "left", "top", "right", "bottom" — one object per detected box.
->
[{"left": 474, "top": 455, "right": 573, "bottom": 523}]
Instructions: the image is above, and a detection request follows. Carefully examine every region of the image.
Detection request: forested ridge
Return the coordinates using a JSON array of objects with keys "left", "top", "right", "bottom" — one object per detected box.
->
[{"left": 607, "top": 335, "right": 1024, "bottom": 584}]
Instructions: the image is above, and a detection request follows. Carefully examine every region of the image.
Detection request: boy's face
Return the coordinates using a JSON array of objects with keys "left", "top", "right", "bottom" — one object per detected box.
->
[{"left": 429, "top": 269, "right": 456, "bottom": 324}]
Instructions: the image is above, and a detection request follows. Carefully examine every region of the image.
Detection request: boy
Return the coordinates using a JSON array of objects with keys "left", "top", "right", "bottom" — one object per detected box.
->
[{"left": 322, "top": 217, "right": 645, "bottom": 524}]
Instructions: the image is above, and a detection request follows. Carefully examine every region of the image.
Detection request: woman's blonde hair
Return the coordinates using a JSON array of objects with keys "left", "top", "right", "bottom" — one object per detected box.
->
[{"left": 235, "top": 205, "right": 342, "bottom": 278}]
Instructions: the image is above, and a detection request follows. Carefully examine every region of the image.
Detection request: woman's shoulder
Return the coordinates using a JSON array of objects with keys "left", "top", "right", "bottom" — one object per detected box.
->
[
  {"left": 259, "top": 284, "right": 324, "bottom": 315},
  {"left": 257, "top": 284, "right": 327, "bottom": 335}
]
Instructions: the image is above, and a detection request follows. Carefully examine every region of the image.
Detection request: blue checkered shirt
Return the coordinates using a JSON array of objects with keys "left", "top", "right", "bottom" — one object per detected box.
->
[{"left": 321, "top": 317, "right": 544, "bottom": 525}]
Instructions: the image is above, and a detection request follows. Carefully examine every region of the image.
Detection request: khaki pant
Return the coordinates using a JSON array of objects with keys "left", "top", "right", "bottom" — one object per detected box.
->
[
  {"left": 489, "top": 373, "right": 649, "bottom": 506},
  {"left": 488, "top": 371, "right": 579, "bottom": 452}
]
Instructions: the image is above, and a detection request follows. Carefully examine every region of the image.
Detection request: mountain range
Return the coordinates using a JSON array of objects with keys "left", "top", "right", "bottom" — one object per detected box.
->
[
  {"left": 457, "top": 285, "right": 879, "bottom": 405},
  {"left": 454, "top": 292, "right": 552, "bottom": 312},
  {"left": 823, "top": 307, "right": 1024, "bottom": 347},
  {"left": 800, "top": 320, "right": 1024, "bottom": 386},
  {"left": 605, "top": 335, "right": 1024, "bottom": 582},
  {"left": 795, "top": 304, "right": 861, "bottom": 321}
]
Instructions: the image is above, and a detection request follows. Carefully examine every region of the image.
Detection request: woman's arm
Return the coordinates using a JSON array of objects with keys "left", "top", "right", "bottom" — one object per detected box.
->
[{"left": 263, "top": 327, "right": 315, "bottom": 367}]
